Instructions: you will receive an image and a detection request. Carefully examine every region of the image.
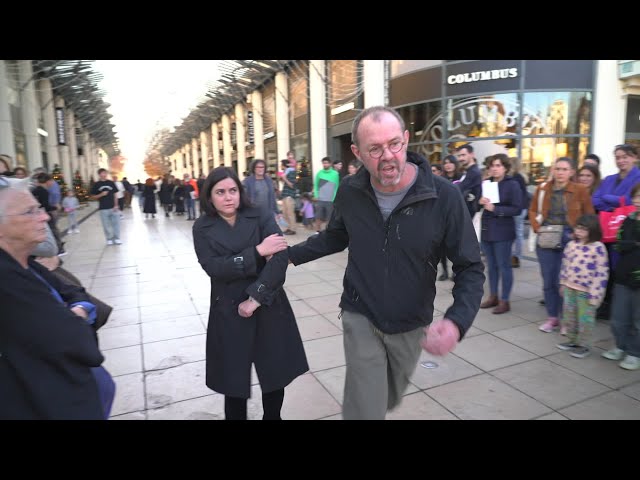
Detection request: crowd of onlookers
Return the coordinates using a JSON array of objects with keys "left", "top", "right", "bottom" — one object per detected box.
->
[{"left": 431, "top": 143, "right": 640, "bottom": 370}]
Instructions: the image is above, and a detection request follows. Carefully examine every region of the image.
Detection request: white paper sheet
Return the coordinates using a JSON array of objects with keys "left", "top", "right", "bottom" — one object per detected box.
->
[{"left": 482, "top": 180, "right": 500, "bottom": 204}]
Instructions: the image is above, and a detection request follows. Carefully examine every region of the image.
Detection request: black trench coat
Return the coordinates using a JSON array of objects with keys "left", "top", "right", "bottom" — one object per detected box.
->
[{"left": 193, "top": 207, "right": 308, "bottom": 399}]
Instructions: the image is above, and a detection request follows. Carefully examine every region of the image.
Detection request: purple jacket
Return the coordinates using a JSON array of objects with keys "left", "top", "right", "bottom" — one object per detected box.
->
[{"left": 593, "top": 167, "right": 640, "bottom": 212}]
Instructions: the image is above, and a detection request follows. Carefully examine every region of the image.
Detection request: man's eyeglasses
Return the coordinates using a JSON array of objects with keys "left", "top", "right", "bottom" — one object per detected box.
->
[{"left": 367, "top": 140, "right": 405, "bottom": 159}]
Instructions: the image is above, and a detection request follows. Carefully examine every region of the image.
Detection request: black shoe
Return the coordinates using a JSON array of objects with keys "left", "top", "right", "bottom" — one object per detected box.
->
[
  {"left": 511, "top": 256, "right": 520, "bottom": 268},
  {"left": 438, "top": 272, "right": 448, "bottom": 281},
  {"left": 539, "top": 299, "right": 545, "bottom": 305}
]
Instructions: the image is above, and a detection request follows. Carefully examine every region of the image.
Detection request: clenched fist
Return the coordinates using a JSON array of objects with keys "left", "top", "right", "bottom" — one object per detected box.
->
[{"left": 420, "top": 318, "right": 460, "bottom": 356}]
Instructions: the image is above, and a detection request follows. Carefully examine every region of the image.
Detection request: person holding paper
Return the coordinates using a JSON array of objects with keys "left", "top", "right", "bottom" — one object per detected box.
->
[{"left": 478, "top": 154, "right": 523, "bottom": 314}]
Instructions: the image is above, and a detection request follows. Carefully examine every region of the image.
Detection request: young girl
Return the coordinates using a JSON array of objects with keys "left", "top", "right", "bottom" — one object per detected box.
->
[
  {"left": 557, "top": 214, "right": 608, "bottom": 358},
  {"left": 62, "top": 190, "right": 80, "bottom": 234},
  {"left": 300, "top": 193, "right": 315, "bottom": 231},
  {"left": 602, "top": 182, "right": 640, "bottom": 370}
]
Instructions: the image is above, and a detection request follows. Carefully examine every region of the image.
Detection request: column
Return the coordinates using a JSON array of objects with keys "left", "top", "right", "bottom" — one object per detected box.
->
[
  {"left": 66, "top": 109, "right": 78, "bottom": 176},
  {"left": 222, "top": 114, "right": 232, "bottom": 167},
  {"left": 200, "top": 129, "right": 210, "bottom": 176},
  {"left": 37, "top": 78, "right": 60, "bottom": 172},
  {"left": 252, "top": 90, "right": 264, "bottom": 159},
  {"left": 275, "top": 72, "right": 290, "bottom": 160},
  {"left": 592, "top": 60, "right": 627, "bottom": 177},
  {"left": 211, "top": 122, "right": 220, "bottom": 167},
  {"left": 18, "top": 60, "right": 42, "bottom": 171},
  {"left": 363, "top": 60, "right": 386, "bottom": 108},
  {"left": 309, "top": 60, "right": 328, "bottom": 178},
  {"left": 81, "top": 131, "right": 90, "bottom": 183},
  {"left": 191, "top": 137, "right": 200, "bottom": 177},
  {"left": 55, "top": 97, "right": 72, "bottom": 184},
  {"left": 235, "top": 103, "right": 247, "bottom": 175},
  {"left": 0, "top": 61, "right": 16, "bottom": 160}
]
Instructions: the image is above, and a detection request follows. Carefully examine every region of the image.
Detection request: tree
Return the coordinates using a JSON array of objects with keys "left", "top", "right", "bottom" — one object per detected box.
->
[
  {"left": 51, "top": 164, "right": 68, "bottom": 196},
  {"left": 144, "top": 149, "right": 170, "bottom": 177},
  {"left": 73, "top": 170, "right": 89, "bottom": 203}
]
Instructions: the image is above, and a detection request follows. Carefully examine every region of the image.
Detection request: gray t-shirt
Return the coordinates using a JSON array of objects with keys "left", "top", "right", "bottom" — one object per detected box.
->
[{"left": 371, "top": 163, "right": 417, "bottom": 221}]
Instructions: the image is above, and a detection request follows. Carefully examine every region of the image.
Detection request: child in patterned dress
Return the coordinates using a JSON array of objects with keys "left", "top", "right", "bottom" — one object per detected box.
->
[{"left": 557, "top": 214, "right": 609, "bottom": 358}]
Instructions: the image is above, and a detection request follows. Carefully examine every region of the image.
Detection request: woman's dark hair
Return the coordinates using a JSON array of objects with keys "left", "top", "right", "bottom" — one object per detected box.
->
[
  {"left": 200, "top": 166, "right": 250, "bottom": 217},
  {"left": 249, "top": 159, "right": 267, "bottom": 174},
  {"left": 431, "top": 163, "right": 443, "bottom": 173},
  {"left": 575, "top": 214, "right": 602, "bottom": 243},
  {"left": 441, "top": 154, "right": 460, "bottom": 177},
  {"left": 614, "top": 144, "right": 638, "bottom": 157},
  {"left": 577, "top": 163, "right": 601, "bottom": 193},
  {"left": 489, "top": 153, "right": 511, "bottom": 173},
  {"left": 555, "top": 156, "right": 575, "bottom": 169}
]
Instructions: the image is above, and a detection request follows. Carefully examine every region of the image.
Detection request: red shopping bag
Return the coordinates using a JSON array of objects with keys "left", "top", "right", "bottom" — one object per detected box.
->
[{"left": 599, "top": 196, "right": 636, "bottom": 243}]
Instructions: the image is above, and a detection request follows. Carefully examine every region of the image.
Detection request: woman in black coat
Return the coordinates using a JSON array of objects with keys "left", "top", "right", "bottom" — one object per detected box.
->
[
  {"left": 173, "top": 179, "right": 186, "bottom": 214},
  {"left": 193, "top": 167, "right": 308, "bottom": 420},
  {"left": 142, "top": 178, "right": 157, "bottom": 218}
]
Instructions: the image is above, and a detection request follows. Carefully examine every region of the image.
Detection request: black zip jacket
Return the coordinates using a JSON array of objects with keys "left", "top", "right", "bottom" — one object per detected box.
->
[{"left": 288, "top": 152, "right": 485, "bottom": 338}]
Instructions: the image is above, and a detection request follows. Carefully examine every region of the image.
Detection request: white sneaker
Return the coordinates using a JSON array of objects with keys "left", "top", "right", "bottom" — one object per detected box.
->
[
  {"left": 602, "top": 348, "right": 625, "bottom": 361},
  {"left": 107, "top": 240, "right": 114, "bottom": 245},
  {"left": 619, "top": 355, "right": 640, "bottom": 371},
  {"left": 113, "top": 239, "right": 122, "bottom": 245}
]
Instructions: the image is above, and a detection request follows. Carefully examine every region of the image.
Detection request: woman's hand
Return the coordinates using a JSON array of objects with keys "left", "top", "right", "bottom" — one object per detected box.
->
[
  {"left": 479, "top": 197, "right": 495, "bottom": 211},
  {"left": 256, "top": 233, "right": 288, "bottom": 257},
  {"left": 238, "top": 297, "right": 260, "bottom": 317}
]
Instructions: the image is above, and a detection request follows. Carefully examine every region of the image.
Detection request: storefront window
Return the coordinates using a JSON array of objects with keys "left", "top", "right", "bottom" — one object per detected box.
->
[
  {"left": 397, "top": 101, "right": 442, "bottom": 145},
  {"left": 522, "top": 91, "right": 592, "bottom": 136},
  {"left": 445, "top": 94, "right": 519, "bottom": 139}
]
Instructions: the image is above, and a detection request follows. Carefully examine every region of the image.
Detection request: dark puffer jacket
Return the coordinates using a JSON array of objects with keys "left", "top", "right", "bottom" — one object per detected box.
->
[{"left": 288, "top": 152, "right": 485, "bottom": 338}]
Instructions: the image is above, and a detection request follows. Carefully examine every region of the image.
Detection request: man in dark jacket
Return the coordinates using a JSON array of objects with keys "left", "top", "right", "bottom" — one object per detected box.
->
[
  {"left": 287, "top": 106, "right": 484, "bottom": 419},
  {"left": 456, "top": 143, "right": 483, "bottom": 219}
]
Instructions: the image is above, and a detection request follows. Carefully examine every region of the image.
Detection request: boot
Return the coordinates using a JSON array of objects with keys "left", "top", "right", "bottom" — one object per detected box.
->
[
  {"left": 511, "top": 256, "right": 520, "bottom": 268},
  {"left": 492, "top": 300, "right": 510, "bottom": 314},
  {"left": 480, "top": 295, "right": 499, "bottom": 309}
]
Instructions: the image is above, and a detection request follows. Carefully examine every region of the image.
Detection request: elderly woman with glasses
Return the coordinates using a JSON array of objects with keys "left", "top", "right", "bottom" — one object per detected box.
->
[{"left": 0, "top": 177, "right": 112, "bottom": 419}]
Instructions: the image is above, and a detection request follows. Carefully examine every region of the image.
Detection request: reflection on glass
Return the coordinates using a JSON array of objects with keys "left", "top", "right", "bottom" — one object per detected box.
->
[
  {"left": 445, "top": 94, "right": 519, "bottom": 139},
  {"left": 397, "top": 101, "right": 442, "bottom": 145},
  {"left": 522, "top": 91, "right": 591, "bottom": 136}
]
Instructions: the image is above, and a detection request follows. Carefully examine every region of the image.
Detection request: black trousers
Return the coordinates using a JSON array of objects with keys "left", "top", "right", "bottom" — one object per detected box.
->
[{"left": 224, "top": 388, "right": 285, "bottom": 420}]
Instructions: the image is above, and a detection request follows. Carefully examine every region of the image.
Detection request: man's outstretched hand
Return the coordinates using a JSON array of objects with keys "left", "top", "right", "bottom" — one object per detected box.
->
[{"left": 421, "top": 318, "right": 460, "bottom": 356}]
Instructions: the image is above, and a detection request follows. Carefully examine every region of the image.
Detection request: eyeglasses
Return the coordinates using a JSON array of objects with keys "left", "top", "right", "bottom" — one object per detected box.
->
[
  {"left": 367, "top": 140, "right": 405, "bottom": 159},
  {"left": 4, "top": 206, "right": 47, "bottom": 217}
]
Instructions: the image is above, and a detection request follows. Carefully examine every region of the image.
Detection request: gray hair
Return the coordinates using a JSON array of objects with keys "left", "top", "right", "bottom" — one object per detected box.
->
[
  {"left": 351, "top": 106, "right": 405, "bottom": 147},
  {"left": 0, "top": 177, "right": 32, "bottom": 218}
]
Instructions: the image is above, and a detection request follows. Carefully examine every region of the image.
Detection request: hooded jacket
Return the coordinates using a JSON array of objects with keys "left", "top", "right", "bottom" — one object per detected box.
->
[{"left": 288, "top": 151, "right": 485, "bottom": 338}]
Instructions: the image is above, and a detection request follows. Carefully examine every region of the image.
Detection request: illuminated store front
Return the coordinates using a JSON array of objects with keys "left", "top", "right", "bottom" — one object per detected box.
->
[{"left": 389, "top": 60, "right": 595, "bottom": 184}]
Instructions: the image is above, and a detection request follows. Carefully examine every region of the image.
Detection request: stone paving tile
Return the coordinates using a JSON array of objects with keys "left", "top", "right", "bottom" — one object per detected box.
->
[
  {"left": 452, "top": 334, "right": 537, "bottom": 372},
  {"left": 286, "top": 281, "right": 343, "bottom": 299},
  {"left": 303, "top": 335, "right": 346, "bottom": 372},
  {"left": 145, "top": 361, "right": 210, "bottom": 409},
  {"left": 471, "top": 308, "right": 531, "bottom": 333},
  {"left": 546, "top": 349, "right": 640, "bottom": 389},
  {"left": 147, "top": 395, "right": 224, "bottom": 420},
  {"left": 296, "top": 314, "right": 342, "bottom": 341},
  {"left": 535, "top": 412, "right": 568, "bottom": 420},
  {"left": 492, "top": 323, "right": 564, "bottom": 357},
  {"left": 103, "top": 345, "right": 143, "bottom": 377},
  {"left": 143, "top": 334, "right": 207, "bottom": 371},
  {"left": 427, "top": 374, "right": 551, "bottom": 420},
  {"left": 98, "top": 324, "right": 141, "bottom": 350},
  {"left": 620, "top": 381, "right": 640, "bottom": 401},
  {"left": 559, "top": 391, "right": 640, "bottom": 420},
  {"left": 103, "top": 307, "right": 140, "bottom": 329},
  {"left": 141, "top": 315, "right": 205, "bottom": 343},
  {"left": 111, "top": 372, "right": 145, "bottom": 417},
  {"left": 492, "top": 358, "right": 610, "bottom": 410},
  {"left": 411, "top": 350, "right": 482, "bottom": 390},
  {"left": 387, "top": 391, "right": 458, "bottom": 420},
  {"left": 302, "top": 293, "right": 342, "bottom": 314}
]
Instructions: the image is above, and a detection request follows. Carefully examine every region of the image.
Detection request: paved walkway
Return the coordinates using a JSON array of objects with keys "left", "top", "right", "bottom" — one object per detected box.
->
[{"left": 59, "top": 203, "right": 640, "bottom": 420}]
